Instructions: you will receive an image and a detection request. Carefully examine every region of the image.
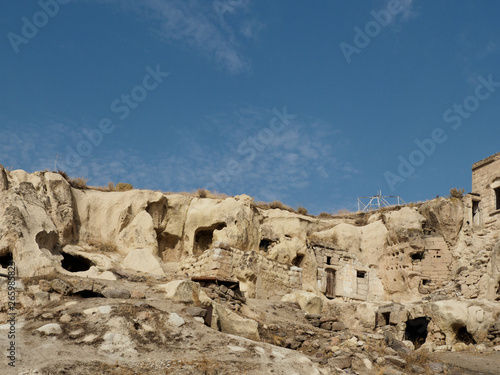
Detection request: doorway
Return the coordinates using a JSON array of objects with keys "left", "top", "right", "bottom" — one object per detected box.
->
[{"left": 326, "top": 269, "right": 336, "bottom": 298}]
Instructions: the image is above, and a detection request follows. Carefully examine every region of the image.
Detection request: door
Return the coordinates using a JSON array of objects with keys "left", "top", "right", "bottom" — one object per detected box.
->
[{"left": 326, "top": 269, "right": 336, "bottom": 298}]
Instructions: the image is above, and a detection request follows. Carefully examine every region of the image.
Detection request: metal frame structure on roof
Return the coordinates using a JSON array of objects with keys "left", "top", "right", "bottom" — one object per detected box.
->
[{"left": 357, "top": 191, "right": 406, "bottom": 212}]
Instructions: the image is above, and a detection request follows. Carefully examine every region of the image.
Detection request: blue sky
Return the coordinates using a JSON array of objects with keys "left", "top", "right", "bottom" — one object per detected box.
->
[{"left": 1, "top": 0, "right": 499, "bottom": 214}]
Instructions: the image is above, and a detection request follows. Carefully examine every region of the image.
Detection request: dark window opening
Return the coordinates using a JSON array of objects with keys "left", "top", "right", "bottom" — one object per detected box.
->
[
  {"left": 422, "top": 279, "right": 431, "bottom": 286},
  {"left": 411, "top": 252, "right": 425, "bottom": 261},
  {"left": 259, "top": 239, "right": 273, "bottom": 251},
  {"left": 382, "top": 312, "right": 391, "bottom": 326},
  {"left": 0, "top": 251, "right": 13, "bottom": 268},
  {"left": 404, "top": 317, "right": 429, "bottom": 349},
  {"left": 455, "top": 326, "right": 476, "bottom": 345},
  {"left": 496, "top": 188, "right": 500, "bottom": 210},
  {"left": 61, "top": 252, "right": 94, "bottom": 272},
  {"left": 357, "top": 271, "right": 366, "bottom": 278},
  {"left": 72, "top": 290, "right": 105, "bottom": 298},
  {"left": 326, "top": 256, "right": 332, "bottom": 265},
  {"left": 293, "top": 254, "right": 305, "bottom": 267},
  {"left": 194, "top": 223, "right": 227, "bottom": 256}
]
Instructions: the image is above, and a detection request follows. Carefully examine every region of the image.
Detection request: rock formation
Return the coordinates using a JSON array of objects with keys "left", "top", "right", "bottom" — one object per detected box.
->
[{"left": 1, "top": 165, "right": 500, "bottom": 374}]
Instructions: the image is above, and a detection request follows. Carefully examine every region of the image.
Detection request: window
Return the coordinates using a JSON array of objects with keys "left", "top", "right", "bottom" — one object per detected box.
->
[
  {"left": 326, "top": 256, "right": 332, "bottom": 265},
  {"left": 496, "top": 187, "right": 500, "bottom": 210},
  {"left": 357, "top": 270, "right": 366, "bottom": 278}
]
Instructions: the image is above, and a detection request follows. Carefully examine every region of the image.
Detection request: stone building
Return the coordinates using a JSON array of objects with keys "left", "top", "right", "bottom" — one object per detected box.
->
[
  {"left": 312, "top": 244, "right": 385, "bottom": 302},
  {"left": 466, "top": 152, "right": 500, "bottom": 227}
]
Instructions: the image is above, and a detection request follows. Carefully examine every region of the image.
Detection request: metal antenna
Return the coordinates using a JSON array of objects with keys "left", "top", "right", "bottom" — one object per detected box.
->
[{"left": 357, "top": 191, "right": 406, "bottom": 212}]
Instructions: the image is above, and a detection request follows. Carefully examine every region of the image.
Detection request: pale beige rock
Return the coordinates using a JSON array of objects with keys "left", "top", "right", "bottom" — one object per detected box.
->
[
  {"left": 158, "top": 279, "right": 201, "bottom": 303},
  {"left": 213, "top": 302, "right": 260, "bottom": 340},
  {"left": 118, "top": 211, "right": 158, "bottom": 255},
  {"left": 122, "top": 249, "right": 165, "bottom": 276},
  {"left": 282, "top": 291, "right": 323, "bottom": 314},
  {"left": 419, "top": 198, "right": 464, "bottom": 246}
]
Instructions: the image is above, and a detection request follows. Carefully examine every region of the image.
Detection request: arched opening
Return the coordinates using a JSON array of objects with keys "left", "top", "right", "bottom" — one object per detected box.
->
[
  {"left": 404, "top": 317, "right": 429, "bottom": 348},
  {"left": 61, "top": 252, "right": 94, "bottom": 272},
  {"left": 455, "top": 325, "right": 476, "bottom": 345},
  {"left": 193, "top": 223, "right": 227, "bottom": 256}
]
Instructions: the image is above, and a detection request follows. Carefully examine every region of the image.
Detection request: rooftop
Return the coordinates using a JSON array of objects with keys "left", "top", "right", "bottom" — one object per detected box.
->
[{"left": 472, "top": 152, "right": 500, "bottom": 171}]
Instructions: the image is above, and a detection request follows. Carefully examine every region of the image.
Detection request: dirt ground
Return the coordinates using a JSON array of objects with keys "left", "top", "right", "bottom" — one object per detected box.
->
[{"left": 433, "top": 352, "right": 500, "bottom": 375}]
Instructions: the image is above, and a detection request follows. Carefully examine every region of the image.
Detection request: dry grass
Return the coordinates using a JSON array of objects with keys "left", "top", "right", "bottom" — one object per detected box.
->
[
  {"left": 86, "top": 239, "right": 118, "bottom": 253},
  {"left": 115, "top": 182, "right": 133, "bottom": 191},
  {"left": 448, "top": 187, "right": 465, "bottom": 199},
  {"left": 318, "top": 212, "right": 333, "bottom": 219},
  {"left": 297, "top": 206, "right": 308, "bottom": 215},
  {"left": 256, "top": 200, "right": 296, "bottom": 213}
]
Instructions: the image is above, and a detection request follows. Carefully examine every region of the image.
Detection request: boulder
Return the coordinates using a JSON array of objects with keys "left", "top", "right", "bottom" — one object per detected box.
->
[
  {"left": 282, "top": 291, "right": 323, "bottom": 314},
  {"left": 168, "top": 313, "right": 185, "bottom": 327},
  {"left": 419, "top": 198, "right": 464, "bottom": 246},
  {"left": 37, "top": 323, "right": 62, "bottom": 336},
  {"left": 159, "top": 280, "right": 200, "bottom": 304},
  {"left": 213, "top": 302, "right": 259, "bottom": 341},
  {"left": 122, "top": 248, "right": 165, "bottom": 276}
]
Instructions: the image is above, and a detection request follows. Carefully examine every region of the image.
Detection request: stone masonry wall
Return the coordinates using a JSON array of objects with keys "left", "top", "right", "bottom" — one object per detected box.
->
[
  {"left": 181, "top": 247, "right": 302, "bottom": 300},
  {"left": 472, "top": 153, "right": 500, "bottom": 224}
]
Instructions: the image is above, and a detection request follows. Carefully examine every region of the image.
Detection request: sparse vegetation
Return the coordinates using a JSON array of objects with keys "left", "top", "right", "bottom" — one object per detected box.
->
[
  {"left": 68, "top": 177, "right": 89, "bottom": 189},
  {"left": 354, "top": 213, "right": 369, "bottom": 226},
  {"left": 196, "top": 188, "right": 208, "bottom": 198},
  {"left": 297, "top": 206, "right": 308, "bottom": 215},
  {"left": 318, "top": 212, "right": 333, "bottom": 219},
  {"left": 86, "top": 239, "right": 118, "bottom": 253},
  {"left": 115, "top": 182, "right": 134, "bottom": 191},
  {"left": 448, "top": 187, "right": 465, "bottom": 199}
]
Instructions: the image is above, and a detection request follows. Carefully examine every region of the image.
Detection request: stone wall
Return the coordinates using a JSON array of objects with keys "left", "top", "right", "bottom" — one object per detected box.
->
[
  {"left": 472, "top": 152, "right": 500, "bottom": 225},
  {"left": 313, "top": 245, "right": 385, "bottom": 302},
  {"left": 411, "top": 236, "right": 452, "bottom": 291},
  {"left": 180, "top": 246, "right": 302, "bottom": 300}
]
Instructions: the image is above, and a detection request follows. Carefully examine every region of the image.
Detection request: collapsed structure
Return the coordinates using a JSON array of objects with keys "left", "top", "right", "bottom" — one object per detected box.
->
[{"left": 0, "top": 152, "right": 500, "bottom": 351}]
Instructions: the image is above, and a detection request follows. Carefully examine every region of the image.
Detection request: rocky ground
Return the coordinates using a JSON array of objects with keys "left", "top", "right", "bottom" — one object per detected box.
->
[{"left": 1, "top": 271, "right": 499, "bottom": 375}]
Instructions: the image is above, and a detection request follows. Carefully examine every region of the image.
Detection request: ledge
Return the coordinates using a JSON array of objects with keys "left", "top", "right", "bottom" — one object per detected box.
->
[{"left": 489, "top": 209, "right": 500, "bottom": 217}]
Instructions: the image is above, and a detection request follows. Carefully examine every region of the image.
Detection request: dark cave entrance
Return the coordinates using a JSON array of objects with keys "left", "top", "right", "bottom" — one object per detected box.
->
[
  {"left": 0, "top": 251, "right": 13, "bottom": 268},
  {"left": 259, "top": 239, "right": 273, "bottom": 251},
  {"left": 404, "top": 317, "right": 430, "bottom": 348},
  {"left": 61, "top": 252, "right": 94, "bottom": 272},
  {"left": 293, "top": 254, "right": 305, "bottom": 267},
  {"left": 455, "top": 325, "right": 476, "bottom": 345}
]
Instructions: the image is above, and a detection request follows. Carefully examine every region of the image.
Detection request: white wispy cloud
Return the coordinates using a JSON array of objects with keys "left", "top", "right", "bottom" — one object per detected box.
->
[
  {"left": 98, "top": 0, "right": 257, "bottom": 74},
  {"left": 0, "top": 106, "right": 356, "bottom": 205}
]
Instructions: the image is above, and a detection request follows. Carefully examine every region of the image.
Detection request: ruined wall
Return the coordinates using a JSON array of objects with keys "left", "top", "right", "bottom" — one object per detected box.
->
[
  {"left": 472, "top": 152, "right": 500, "bottom": 225},
  {"left": 180, "top": 246, "right": 302, "bottom": 300},
  {"left": 313, "top": 245, "right": 385, "bottom": 302}
]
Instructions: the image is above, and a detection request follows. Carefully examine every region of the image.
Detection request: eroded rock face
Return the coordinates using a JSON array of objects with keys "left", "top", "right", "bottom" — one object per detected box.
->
[
  {"left": 419, "top": 198, "right": 464, "bottom": 246},
  {"left": 0, "top": 165, "right": 499, "bottom": 305}
]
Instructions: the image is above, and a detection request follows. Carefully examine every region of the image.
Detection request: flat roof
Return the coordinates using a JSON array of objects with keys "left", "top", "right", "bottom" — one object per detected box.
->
[{"left": 472, "top": 152, "right": 500, "bottom": 171}]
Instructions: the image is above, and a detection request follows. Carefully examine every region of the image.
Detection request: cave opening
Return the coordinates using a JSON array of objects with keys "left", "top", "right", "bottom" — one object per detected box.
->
[
  {"left": 61, "top": 252, "right": 94, "bottom": 272},
  {"left": 193, "top": 223, "right": 227, "bottom": 256},
  {"left": 404, "top": 317, "right": 429, "bottom": 348},
  {"left": 158, "top": 233, "right": 181, "bottom": 262},
  {"left": 0, "top": 251, "right": 13, "bottom": 268},
  {"left": 72, "top": 290, "right": 105, "bottom": 298},
  {"left": 411, "top": 251, "right": 425, "bottom": 261},
  {"left": 293, "top": 254, "right": 305, "bottom": 267},
  {"left": 259, "top": 239, "right": 273, "bottom": 251},
  {"left": 455, "top": 326, "right": 476, "bottom": 345}
]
